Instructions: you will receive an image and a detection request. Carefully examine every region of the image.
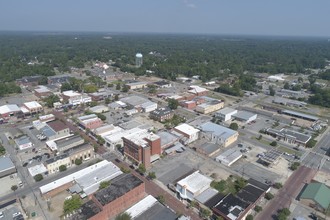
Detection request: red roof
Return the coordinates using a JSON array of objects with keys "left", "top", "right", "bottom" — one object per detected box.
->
[{"left": 47, "top": 120, "right": 68, "bottom": 132}]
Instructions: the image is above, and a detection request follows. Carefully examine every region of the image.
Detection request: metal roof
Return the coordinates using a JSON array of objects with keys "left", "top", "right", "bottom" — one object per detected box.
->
[
  {"left": 0, "top": 104, "right": 21, "bottom": 114},
  {"left": 233, "top": 111, "right": 257, "bottom": 121},
  {"left": 282, "top": 109, "right": 319, "bottom": 121},
  {"left": 177, "top": 171, "right": 212, "bottom": 195},
  {"left": 216, "top": 107, "right": 237, "bottom": 115},
  {"left": 0, "top": 157, "right": 15, "bottom": 173},
  {"left": 199, "top": 122, "right": 237, "bottom": 140},
  {"left": 300, "top": 183, "right": 330, "bottom": 209}
]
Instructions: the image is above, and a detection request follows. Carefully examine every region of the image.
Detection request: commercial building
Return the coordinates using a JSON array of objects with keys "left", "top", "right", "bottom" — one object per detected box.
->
[
  {"left": 215, "top": 107, "right": 238, "bottom": 122},
  {"left": 180, "top": 100, "right": 197, "bottom": 110},
  {"left": 264, "top": 128, "right": 311, "bottom": 146},
  {"left": 281, "top": 109, "right": 319, "bottom": 122},
  {"left": 15, "top": 136, "right": 33, "bottom": 150},
  {"left": 157, "top": 131, "right": 180, "bottom": 150},
  {"left": 103, "top": 127, "right": 143, "bottom": 150},
  {"left": 273, "top": 96, "right": 307, "bottom": 107},
  {"left": 125, "top": 81, "right": 149, "bottom": 90},
  {"left": 299, "top": 182, "right": 330, "bottom": 213},
  {"left": 154, "top": 80, "right": 172, "bottom": 88},
  {"left": 176, "top": 171, "right": 212, "bottom": 201},
  {"left": 89, "top": 105, "right": 109, "bottom": 114},
  {"left": 232, "top": 111, "right": 257, "bottom": 124},
  {"left": 39, "top": 114, "right": 55, "bottom": 123},
  {"left": 120, "top": 95, "right": 152, "bottom": 110},
  {"left": 23, "top": 101, "right": 43, "bottom": 114},
  {"left": 173, "top": 123, "right": 200, "bottom": 144},
  {"left": 42, "top": 120, "right": 70, "bottom": 140},
  {"left": 196, "top": 143, "right": 221, "bottom": 157},
  {"left": 66, "top": 144, "right": 94, "bottom": 165},
  {"left": 40, "top": 160, "right": 121, "bottom": 198},
  {"left": 34, "top": 85, "right": 52, "bottom": 98},
  {"left": 123, "top": 130, "right": 161, "bottom": 168},
  {"left": 47, "top": 74, "right": 71, "bottom": 85},
  {"left": 258, "top": 149, "right": 282, "bottom": 167},
  {"left": 89, "top": 91, "right": 112, "bottom": 101},
  {"left": 0, "top": 157, "right": 16, "bottom": 178},
  {"left": 126, "top": 195, "right": 177, "bottom": 220},
  {"left": 92, "top": 124, "right": 123, "bottom": 137},
  {"left": 88, "top": 174, "right": 145, "bottom": 220},
  {"left": 188, "top": 85, "right": 209, "bottom": 96},
  {"left": 196, "top": 97, "right": 224, "bottom": 114},
  {"left": 215, "top": 148, "right": 242, "bottom": 166},
  {"left": 78, "top": 114, "right": 103, "bottom": 130},
  {"left": 62, "top": 90, "right": 92, "bottom": 106},
  {"left": 16, "top": 75, "right": 43, "bottom": 86},
  {"left": 141, "top": 101, "right": 158, "bottom": 113},
  {"left": 46, "top": 135, "right": 84, "bottom": 152},
  {"left": 199, "top": 122, "right": 238, "bottom": 147},
  {"left": 44, "top": 153, "right": 71, "bottom": 174},
  {"left": 28, "top": 164, "right": 48, "bottom": 177},
  {"left": 0, "top": 104, "right": 22, "bottom": 118},
  {"left": 150, "top": 107, "right": 174, "bottom": 122}
]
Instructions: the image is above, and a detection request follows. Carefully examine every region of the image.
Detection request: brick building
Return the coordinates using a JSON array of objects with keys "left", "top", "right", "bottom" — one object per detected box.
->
[
  {"left": 123, "top": 130, "right": 161, "bottom": 168},
  {"left": 149, "top": 107, "right": 174, "bottom": 122},
  {"left": 78, "top": 114, "right": 103, "bottom": 130}
]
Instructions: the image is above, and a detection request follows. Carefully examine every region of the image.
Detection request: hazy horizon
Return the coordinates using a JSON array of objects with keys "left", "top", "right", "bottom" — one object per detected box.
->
[{"left": 1, "top": 0, "right": 330, "bottom": 37}]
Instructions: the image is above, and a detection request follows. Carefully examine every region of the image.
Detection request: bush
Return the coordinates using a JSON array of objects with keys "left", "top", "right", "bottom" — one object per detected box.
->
[
  {"left": 273, "top": 182, "right": 283, "bottom": 189},
  {"left": 290, "top": 162, "right": 300, "bottom": 171},
  {"left": 265, "top": 192, "right": 274, "bottom": 200},
  {"left": 115, "top": 212, "right": 132, "bottom": 220},
  {"left": 99, "top": 180, "right": 111, "bottom": 190},
  {"left": 59, "top": 165, "right": 67, "bottom": 172},
  {"left": 120, "top": 166, "right": 131, "bottom": 173},
  {"left": 63, "top": 195, "right": 82, "bottom": 214},
  {"left": 148, "top": 172, "right": 156, "bottom": 180},
  {"left": 246, "top": 214, "right": 254, "bottom": 220},
  {"left": 254, "top": 205, "right": 262, "bottom": 213},
  {"left": 270, "top": 141, "right": 277, "bottom": 147},
  {"left": 11, "top": 185, "right": 18, "bottom": 191},
  {"left": 75, "top": 158, "right": 82, "bottom": 165},
  {"left": 34, "top": 174, "right": 43, "bottom": 182},
  {"left": 157, "top": 195, "right": 165, "bottom": 204},
  {"left": 137, "top": 164, "right": 146, "bottom": 175},
  {"left": 229, "top": 123, "right": 239, "bottom": 130}
]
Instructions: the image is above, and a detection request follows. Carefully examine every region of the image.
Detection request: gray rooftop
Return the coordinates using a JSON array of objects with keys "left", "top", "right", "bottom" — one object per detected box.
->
[
  {"left": 199, "top": 143, "right": 220, "bottom": 155},
  {"left": 0, "top": 157, "right": 15, "bottom": 172},
  {"left": 199, "top": 122, "right": 237, "bottom": 140},
  {"left": 151, "top": 107, "right": 173, "bottom": 117},
  {"left": 135, "top": 202, "right": 177, "bottom": 220},
  {"left": 282, "top": 109, "right": 319, "bottom": 121},
  {"left": 266, "top": 128, "right": 311, "bottom": 144},
  {"left": 233, "top": 111, "right": 257, "bottom": 121},
  {"left": 216, "top": 107, "right": 237, "bottom": 115},
  {"left": 55, "top": 135, "right": 84, "bottom": 150},
  {"left": 120, "top": 95, "right": 149, "bottom": 107},
  {"left": 94, "top": 174, "right": 143, "bottom": 206},
  {"left": 45, "top": 153, "right": 69, "bottom": 164},
  {"left": 41, "top": 125, "right": 56, "bottom": 138},
  {"left": 15, "top": 136, "right": 31, "bottom": 146},
  {"left": 157, "top": 131, "right": 179, "bottom": 148},
  {"left": 195, "top": 188, "right": 219, "bottom": 204}
]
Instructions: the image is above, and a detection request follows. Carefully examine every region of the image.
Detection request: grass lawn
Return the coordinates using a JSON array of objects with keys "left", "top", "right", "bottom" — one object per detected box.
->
[{"left": 277, "top": 146, "right": 303, "bottom": 156}]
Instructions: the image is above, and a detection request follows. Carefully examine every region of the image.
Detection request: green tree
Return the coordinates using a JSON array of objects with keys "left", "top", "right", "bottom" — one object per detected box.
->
[
  {"left": 99, "top": 180, "right": 111, "bottom": 190},
  {"left": 269, "top": 86, "right": 275, "bottom": 96},
  {"left": 34, "top": 174, "right": 43, "bottom": 182},
  {"left": 168, "top": 98, "right": 179, "bottom": 110},
  {"left": 116, "top": 83, "right": 121, "bottom": 90},
  {"left": 96, "top": 113, "right": 106, "bottom": 121},
  {"left": 283, "top": 82, "right": 290, "bottom": 89},
  {"left": 63, "top": 195, "right": 82, "bottom": 214},
  {"left": 200, "top": 207, "right": 211, "bottom": 219},
  {"left": 43, "top": 94, "right": 60, "bottom": 108},
  {"left": 115, "top": 212, "right": 132, "bottom": 220},
  {"left": 75, "top": 158, "right": 82, "bottom": 165},
  {"left": 137, "top": 164, "right": 146, "bottom": 175},
  {"left": 246, "top": 214, "right": 254, "bottom": 220},
  {"left": 229, "top": 123, "right": 239, "bottom": 130},
  {"left": 270, "top": 141, "right": 277, "bottom": 146},
  {"left": 89, "top": 101, "right": 98, "bottom": 107},
  {"left": 290, "top": 162, "right": 300, "bottom": 171},
  {"left": 254, "top": 205, "right": 262, "bottom": 213},
  {"left": 157, "top": 195, "right": 165, "bottom": 204},
  {"left": 0, "top": 145, "right": 6, "bottom": 156},
  {"left": 148, "top": 172, "right": 156, "bottom": 180},
  {"left": 114, "top": 94, "right": 119, "bottom": 101},
  {"left": 105, "top": 97, "right": 111, "bottom": 104},
  {"left": 306, "top": 139, "right": 317, "bottom": 148},
  {"left": 97, "top": 135, "right": 105, "bottom": 145},
  {"left": 122, "top": 85, "right": 129, "bottom": 92},
  {"left": 273, "top": 182, "right": 283, "bottom": 189},
  {"left": 11, "top": 185, "right": 18, "bottom": 192},
  {"left": 265, "top": 192, "right": 274, "bottom": 200},
  {"left": 59, "top": 165, "right": 67, "bottom": 172}
]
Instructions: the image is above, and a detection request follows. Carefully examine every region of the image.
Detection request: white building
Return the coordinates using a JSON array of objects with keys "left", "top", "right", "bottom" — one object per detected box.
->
[
  {"left": 23, "top": 101, "right": 43, "bottom": 113},
  {"left": 173, "top": 123, "right": 200, "bottom": 144},
  {"left": 62, "top": 90, "right": 92, "bottom": 106},
  {"left": 89, "top": 105, "right": 109, "bottom": 114},
  {"left": 232, "top": 111, "right": 257, "bottom": 123},
  {"left": 141, "top": 101, "right": 157, "bottom": 113},
  {"left": 104, "top": 127, "right": 144, "bottom": 149},
  {"left": 215, "top": 107, "right": 238, "bottom": 122},
  {"left": 176, "top": 171, "right": 212, "bottom": 201},
  {"left": 215, "top": 148, "right": 242, "bottom": 166}
]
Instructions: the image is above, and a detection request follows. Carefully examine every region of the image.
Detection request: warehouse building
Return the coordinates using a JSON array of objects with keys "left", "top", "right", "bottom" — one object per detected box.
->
[
  {"left": 232, "top": 111, "right": 257, "bottom": 124},
  {"left": 195, "top": 97, "right": 224, "bottom": 114},
  {"left": 0, "top": 104, "right": 22, "bottom": 118},
  {"left": 89, "top": 105, "right": 109, "bottom": 114},
  {"left": 215, "top": 148, "right": 242, "bottom": 166},
  {"left": 215, "top": 107, "right": 238, "bottom": 122},
  {"left": 264, "top": 128, "right": 311, "bottom": 146},
  {"left": 281, "top": 109, "right": 319, "bottom": 122},
  {"left": 173, "top": 123, "right": 200, "bottom": 144},
  {"left": 199, "top": 122, "right": 238, "bottom": 147},
  {"left": 176, "top": 170, "right": 212, "bottom": 201},
  {"left": 0, "top": 157, "right": 16, "bottom": 178},
  {"left": 196, "top": 143, "right": 221, "bottom": 157}
]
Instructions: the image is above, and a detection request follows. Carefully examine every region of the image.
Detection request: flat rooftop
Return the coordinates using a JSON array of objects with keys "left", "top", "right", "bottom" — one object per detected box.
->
[
  {"left": 174, "top": 123, "right": 200, "bottom": 136},
  {"left": 135, "top": 202, "right": 177, "bottom": 220},
  {"left": 0, "top": 157, "right": 15, "bottom": 172},
  {"left": 177, "top": 171, "right": 212, "bottom": 195},
  {"left": 47, "top": 120, "right": 68, "bottom": 132},
  {"left": 199, "top": 122, "right": 237, "bottom": 140},
  {"left": 282, "top": 109, "right": 319, "bottom": 121},
  {"left": 233, "top": 111, "right": 257, "bottom": 121},
  {"left": 94, "top": 174, "right": 144, "bottom": 206},
  {"left": 216, "top": 107, "right": 237, "bottom": 115},
  {"left": 55, "top": 135, "right": 84, "bottom": 150},
  {"left": 120, "top": 95, "right": 149, "bottom": 107}
]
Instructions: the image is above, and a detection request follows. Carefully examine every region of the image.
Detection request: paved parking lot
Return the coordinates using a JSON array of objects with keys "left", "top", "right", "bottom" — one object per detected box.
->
[
  {"left": 0, "top": 206, "right": 22, "bottom": 220},
  {"left": 0, "top": 174, "right": 23, "bottom": 197}
]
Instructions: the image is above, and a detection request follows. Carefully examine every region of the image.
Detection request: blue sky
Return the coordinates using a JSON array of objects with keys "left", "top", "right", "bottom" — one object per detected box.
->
[{"left": 0, "top": 0, "right": 329, "bottom": 36}]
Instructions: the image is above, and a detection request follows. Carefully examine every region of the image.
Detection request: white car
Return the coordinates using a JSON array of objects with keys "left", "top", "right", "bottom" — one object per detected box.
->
[
  {"left": 0, "top": 211, "right": 4, "bottom": 218},
  {"left": 12, "top": 212, "right": 21, "bottom": 217}
]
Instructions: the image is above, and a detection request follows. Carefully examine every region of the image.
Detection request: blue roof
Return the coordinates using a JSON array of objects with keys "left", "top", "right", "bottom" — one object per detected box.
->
[
  {"left": 199, "top": 122, "right": 237, "bottom": 140},
  {"left": 41, "top": 125, "right": 56, "bottom": 137}
]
